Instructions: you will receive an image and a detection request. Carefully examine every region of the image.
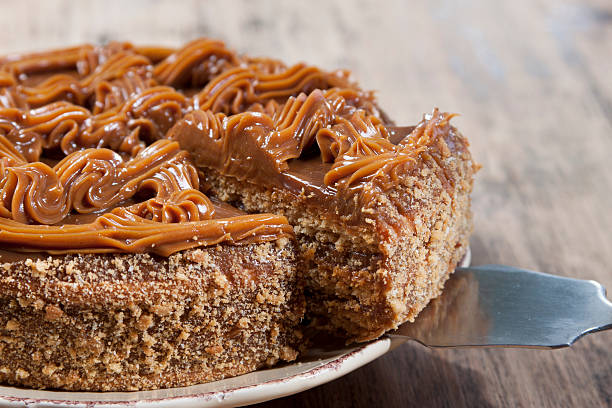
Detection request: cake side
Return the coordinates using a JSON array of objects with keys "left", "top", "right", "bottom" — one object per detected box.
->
[{"left": 0, "top": 240, "right": 303, "bottom": 391}]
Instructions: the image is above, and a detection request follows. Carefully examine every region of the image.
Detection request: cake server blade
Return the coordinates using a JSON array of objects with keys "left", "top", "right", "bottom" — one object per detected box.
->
[{"left": 388, "top": 265, "right": 612, "bottom": 348}]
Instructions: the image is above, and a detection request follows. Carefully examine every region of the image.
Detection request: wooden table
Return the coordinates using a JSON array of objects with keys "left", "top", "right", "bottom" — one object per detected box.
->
[{"left": 1, "top": 0, "right": 610, "bottom": 406}]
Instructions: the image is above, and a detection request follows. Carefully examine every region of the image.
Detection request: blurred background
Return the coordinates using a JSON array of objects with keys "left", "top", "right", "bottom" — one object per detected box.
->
[{"left": 1, "top": 0, "right": 610, "bottom": 406}]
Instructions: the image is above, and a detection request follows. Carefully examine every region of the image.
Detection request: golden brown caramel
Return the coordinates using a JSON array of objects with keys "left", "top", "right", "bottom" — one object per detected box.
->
[
  {"left": 0, "top": 39, "right": 331, "bottom": 255},
  {"left": 0, "top": 38, "right": 463, "bottom": 256},
  {"left": 0, "top": 139, "right": 206, "bottom": 224},
  {"left": 168, "top": 87, "right": 461, "bottom": 202},
  {"left": 167, "top": 88, "right": 388, "bottom": 183},
  {"left": 0, "top": 211, "right": 292, "bottom": 257}
]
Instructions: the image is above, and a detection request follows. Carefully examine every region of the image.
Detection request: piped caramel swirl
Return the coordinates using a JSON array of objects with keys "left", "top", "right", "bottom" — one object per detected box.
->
[
  {"left": 0, "top": 139, "right": 206, "bottom": 224},
  {"left": 0, "top": 38, "right": 462, "bottom": 255},
  {"left": 168, "top": 87, "right": 460, "bottom": 199},
  {"left": 0, "top": 39, "right": 339, "bottom": 255}
]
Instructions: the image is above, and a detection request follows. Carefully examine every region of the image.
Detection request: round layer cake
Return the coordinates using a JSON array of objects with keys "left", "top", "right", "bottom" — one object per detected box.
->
[{"left": 0, "top": 38, "right": 476, "bottom": 390}]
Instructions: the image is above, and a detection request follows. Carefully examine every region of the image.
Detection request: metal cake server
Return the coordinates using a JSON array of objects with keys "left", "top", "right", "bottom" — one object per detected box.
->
[{"left": 389, "top": 265, "right": 612, "bottom": 348}]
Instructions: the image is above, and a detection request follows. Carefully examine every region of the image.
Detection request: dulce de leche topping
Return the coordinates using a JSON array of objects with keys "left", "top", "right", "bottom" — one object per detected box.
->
[
  {"left": 168, "top": 87, "right": 464, "bottom": 203},
  {"left": 0, "top": 38, "right": 465, "bottom": 255},
  {"left": 0, "top": 39, "right": 305, "bottom": 256}
]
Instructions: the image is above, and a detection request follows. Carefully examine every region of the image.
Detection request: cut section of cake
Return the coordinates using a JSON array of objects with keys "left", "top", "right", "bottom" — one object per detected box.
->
[{"left": 0, "top": 135, "right": 303, "bottom": 392}]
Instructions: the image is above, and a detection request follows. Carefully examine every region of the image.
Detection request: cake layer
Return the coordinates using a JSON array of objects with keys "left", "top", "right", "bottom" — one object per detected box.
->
[{"left": 0, "top": 240, "right": 303, "bottom": 391}]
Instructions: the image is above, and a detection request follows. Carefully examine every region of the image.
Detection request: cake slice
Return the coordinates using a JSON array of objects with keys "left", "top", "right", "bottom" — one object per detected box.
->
[{"left": 168, "top": 91, "right": 476, "bottom": 341}]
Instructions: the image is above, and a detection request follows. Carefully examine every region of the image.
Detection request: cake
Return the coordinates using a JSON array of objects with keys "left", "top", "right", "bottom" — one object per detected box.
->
[{"left": 0, "top": 38, "right": 476, "bottom": 391}]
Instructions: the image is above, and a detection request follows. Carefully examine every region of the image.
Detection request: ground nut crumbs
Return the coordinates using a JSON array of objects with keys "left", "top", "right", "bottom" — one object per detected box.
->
[{"left": 0, "top": 243, "right": 303, "bottom": 391}]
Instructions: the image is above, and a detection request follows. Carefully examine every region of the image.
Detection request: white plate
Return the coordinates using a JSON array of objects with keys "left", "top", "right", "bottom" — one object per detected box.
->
[{"left": 0, "top": 248, "right": 470, "bottom": 407}]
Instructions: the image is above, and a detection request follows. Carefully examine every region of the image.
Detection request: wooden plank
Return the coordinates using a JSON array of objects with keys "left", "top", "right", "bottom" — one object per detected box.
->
[{"left": 0, "top": 0, "right": 610, "bottom": 406}]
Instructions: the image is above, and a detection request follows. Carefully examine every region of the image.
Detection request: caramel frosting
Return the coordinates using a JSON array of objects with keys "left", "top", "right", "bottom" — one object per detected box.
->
[
  {"left": 0, "top": 39, "right": 335, "bottom": 256},
  {"left": 169, "top": 88, "right": 463, "bottom": 201},
  {"left": 0, "top": 37, "right": 465, "bottom": 255},
  {"left": 0, "top": 133, "right": 293, "bottom": 256},
  {"left": 0, "top": 139, "right": 206, "bottom": 225}
]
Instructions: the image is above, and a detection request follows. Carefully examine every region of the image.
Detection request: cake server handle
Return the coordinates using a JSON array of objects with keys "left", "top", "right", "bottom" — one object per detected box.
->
[{"left": 388, "top": 265, "right": 612, "bottom": 348}]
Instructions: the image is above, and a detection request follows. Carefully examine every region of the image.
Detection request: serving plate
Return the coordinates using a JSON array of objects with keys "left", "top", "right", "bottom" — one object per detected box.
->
[{"left": 0, "top": 250, "right": 471, "bottom": 407}]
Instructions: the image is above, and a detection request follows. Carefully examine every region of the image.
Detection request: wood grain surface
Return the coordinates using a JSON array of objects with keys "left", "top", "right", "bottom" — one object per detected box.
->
[{"left": 1, "top": 0, "right": 611, "bottom": 406}]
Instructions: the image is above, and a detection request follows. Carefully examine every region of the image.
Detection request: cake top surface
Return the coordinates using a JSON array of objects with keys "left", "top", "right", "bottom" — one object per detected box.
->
[
  {"left": 0, "top": 39, "right": 301, "bottom": 257},
  {"left": 0, "top": 38, "right": 463, "bottom": 256}
]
